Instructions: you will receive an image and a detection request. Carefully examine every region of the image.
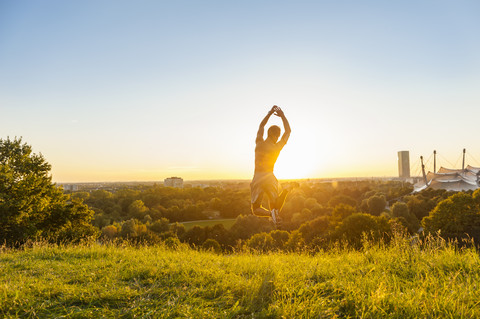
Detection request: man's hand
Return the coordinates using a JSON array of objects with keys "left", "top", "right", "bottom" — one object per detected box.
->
[
  {"left": 269, "top": 105, "right": 277, "bottom": 115},
  {"left": 274, "top": 106, "right": 284, "bottom": 117}
]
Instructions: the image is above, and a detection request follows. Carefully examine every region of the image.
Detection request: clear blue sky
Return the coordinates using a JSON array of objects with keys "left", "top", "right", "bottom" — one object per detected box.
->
[{"left": 1, "top": 0, "right": 480, "bottom": 182}]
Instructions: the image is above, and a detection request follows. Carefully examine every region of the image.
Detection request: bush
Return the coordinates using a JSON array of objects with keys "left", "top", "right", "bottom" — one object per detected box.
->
[
  {"left": 270, "top": 230, "right": 290, "bottom": 250},
  {"left": 102, "top": 225, "right": 119, "bottom": 239},
  {"left": 202, "top": 239, "right": 222, "bottom": 253},
  {"left": 182, "top": 225, "right": 206, "bottom": 246},
  {"left": 149, "top": 218, "right": 170, "bottom": 233},
  {"left": 164, "top": 236, "right": 181, "bottom": 249},
  {"left": 391, "top": 202, "right": 419, "bottom": 233},
  {"left": 298, "top": 216, "right": 330, "bottom": 247},
  {"left": 332, "top": 213, "right": 391, "bottom": 248},
  {"left": 247, "top": 233, "right": 274, "bottom": 252},
  {"left": 230, "top": 215, "right": 274, "bottom": 240},
  {"left": 331, "top": 204, "right": 356, "bottom": 222}
]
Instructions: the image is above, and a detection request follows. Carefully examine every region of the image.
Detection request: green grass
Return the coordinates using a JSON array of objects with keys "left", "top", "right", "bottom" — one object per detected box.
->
[
  {"left": 1, "top": 238, "right": 480, "bottom": 318},
  {"left": 179, "top": 218, "right": 237, "bottom": 231}
]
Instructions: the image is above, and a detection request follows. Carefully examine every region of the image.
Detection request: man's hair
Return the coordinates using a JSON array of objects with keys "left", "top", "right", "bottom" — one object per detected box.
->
[{"left": 267, "top": 125, "right": 281, "bottom": 139}]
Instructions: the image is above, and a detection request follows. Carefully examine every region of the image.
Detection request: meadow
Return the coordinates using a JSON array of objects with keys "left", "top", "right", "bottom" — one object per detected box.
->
[{"left": 1, "top": 236, "right": 479, "bottom": 318}]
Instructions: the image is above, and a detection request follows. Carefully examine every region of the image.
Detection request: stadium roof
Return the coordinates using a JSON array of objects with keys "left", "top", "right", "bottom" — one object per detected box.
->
[{"left": 415, "top": 165, "right": 480, "bottom": 192}]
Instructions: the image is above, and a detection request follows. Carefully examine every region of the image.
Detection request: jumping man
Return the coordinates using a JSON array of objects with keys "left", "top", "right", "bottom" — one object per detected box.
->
[{"left": 250, "top": 105, "right": 291, "bottom": 225}]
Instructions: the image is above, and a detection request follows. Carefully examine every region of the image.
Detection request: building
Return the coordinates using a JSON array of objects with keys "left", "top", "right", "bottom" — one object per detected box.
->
[
  {"left": 61, "top": 184, "right": 79, "bottom": 192},
  {"left": 164, "top": 177, "right": 183, "bottom": 188},
  {"left": 414, "top": 149, "right": 480, "bottom": 192},
  {"left": 398, "top": 151, "right": 410, "bottom": 178}
]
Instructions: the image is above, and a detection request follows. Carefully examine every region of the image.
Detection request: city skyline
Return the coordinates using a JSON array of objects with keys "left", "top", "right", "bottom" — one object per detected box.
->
[{"left": 2, "top": 1, "right": 480, "bottom": 182}]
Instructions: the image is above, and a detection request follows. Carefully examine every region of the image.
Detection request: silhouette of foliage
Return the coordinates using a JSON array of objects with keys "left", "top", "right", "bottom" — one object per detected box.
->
[{"left": 0, "top": 137, "right": 97, "bottom": 245}]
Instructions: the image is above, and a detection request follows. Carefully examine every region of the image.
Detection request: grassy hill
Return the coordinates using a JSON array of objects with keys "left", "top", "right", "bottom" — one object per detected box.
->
[{"left": 1, "top": 238, "right": 479, "bottom": 318}]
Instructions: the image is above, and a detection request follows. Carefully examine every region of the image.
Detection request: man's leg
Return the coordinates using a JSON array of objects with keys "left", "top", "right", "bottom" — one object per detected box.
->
[
  {"left": 275, "top": 189, "right": 289, "bottom": 211},
  {"left": 251, "top": 196, "right": 272, "bottom": 217},
  {"left": 266, "top": 192, "right": 281, "bottom": 226}
]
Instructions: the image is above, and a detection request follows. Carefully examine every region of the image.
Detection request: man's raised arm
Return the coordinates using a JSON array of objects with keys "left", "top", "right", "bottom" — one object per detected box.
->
[
  {"left": 275, "top": 107, "right": 291, "bottom": 143},
  {"left": 256, "top": 106, "right": 276, "bottom": 143}
]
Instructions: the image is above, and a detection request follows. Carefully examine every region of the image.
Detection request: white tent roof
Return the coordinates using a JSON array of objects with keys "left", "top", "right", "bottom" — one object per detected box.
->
[{"left": 414, "top": 165, "right": 480, "bottom": 192}]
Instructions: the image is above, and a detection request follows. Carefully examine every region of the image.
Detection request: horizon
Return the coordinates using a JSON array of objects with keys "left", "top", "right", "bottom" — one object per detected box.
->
[
  {"left": 55, "top": 175, "right": 420, "bottom": 185},
  {"left": 2, "top": 1, "right": 480, "bottom": 183}
]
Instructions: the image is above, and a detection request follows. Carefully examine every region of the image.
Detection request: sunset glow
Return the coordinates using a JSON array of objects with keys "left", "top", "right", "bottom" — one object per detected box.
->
[{"left": 2, "top": 1, "right": 480, "bottom": 182}]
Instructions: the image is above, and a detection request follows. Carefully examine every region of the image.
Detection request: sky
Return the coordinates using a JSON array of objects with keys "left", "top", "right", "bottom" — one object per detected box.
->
[{"left": 1, "top": 0, "right": 480, "bottom": 182}]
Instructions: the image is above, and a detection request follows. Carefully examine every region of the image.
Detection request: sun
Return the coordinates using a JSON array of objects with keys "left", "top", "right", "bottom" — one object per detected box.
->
[{"left": 274, "top": 135, "right": 323, "bottom": 180}]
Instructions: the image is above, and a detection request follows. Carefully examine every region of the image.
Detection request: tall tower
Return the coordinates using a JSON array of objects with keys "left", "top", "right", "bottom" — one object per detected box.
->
[{"left": 398, "top": 151, "right": 410, "bottom": 178}]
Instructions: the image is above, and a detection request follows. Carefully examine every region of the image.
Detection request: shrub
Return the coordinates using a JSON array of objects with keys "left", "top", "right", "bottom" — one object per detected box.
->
[
  {"left": 332, "top": 213, "right": 391, "bottom": 248},
  {"left": 247, "top": 232, "right": 274, "bottom": 252},
  {"left": 102, "top": 225, "right": 119, "bottom": 239},
  {"left": 202, "top": 239, "right": 222, "bottom": 253},
  {"left": 270, "top": 230, "right": 290, "bottom": 250}
]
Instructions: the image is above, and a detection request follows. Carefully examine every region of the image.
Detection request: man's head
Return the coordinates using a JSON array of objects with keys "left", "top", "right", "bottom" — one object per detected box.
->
[{"left": 267, "top": 125, "right": 281, "bottom": 142}]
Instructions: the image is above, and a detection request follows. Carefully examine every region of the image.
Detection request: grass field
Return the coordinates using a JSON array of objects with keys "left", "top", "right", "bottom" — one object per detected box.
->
[
  {"left": 1, "top": 237, "right": 480, "bottom": 318},
  {"left": 179, "top": 218, "right": 237, "bottom": 231}
]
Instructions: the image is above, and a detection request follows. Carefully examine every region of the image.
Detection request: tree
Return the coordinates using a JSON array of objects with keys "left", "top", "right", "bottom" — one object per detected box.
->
[
  {"left": 182, "top": 225, "right": 207, "bottom": 246},
  {"left": 332, "top": 213, "right": 391, "bottom": 248},
  {"left": 297, "top": 216, "right": 331, "bottom": 247},
  {"left": 0, "top": 137, "right": 97, "bottom": 244},
  {"left": 391, "top": 202, "right": 419, "bottom": 233},
  {"left": 149, "top": 218, "right": 170, "bottom": 234},
  {"left": 331, "top": 204, "right": 357, "bottom": 222},
  {"left": 328, "top": 194, "right": 357, "bottom": 208},
  {"left": 230, "top": 215, "right": 274, "bottom": 240},
  {"left": 422, "top": 193, "right": 480, "bottom": 242},
  {"left": 366, "top": 194, "right": 387, "bottom": 216},
  {"left": 128, "top": 199, "right": 149, "bottom": 220}
]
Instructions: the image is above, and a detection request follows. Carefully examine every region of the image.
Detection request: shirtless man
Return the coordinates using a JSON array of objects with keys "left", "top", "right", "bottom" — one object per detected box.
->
[{"left": 250, "top": 105, "right": 291, "bottom": 225}]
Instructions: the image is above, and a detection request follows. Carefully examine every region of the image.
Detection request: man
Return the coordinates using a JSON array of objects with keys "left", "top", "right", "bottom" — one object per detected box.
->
[{"left": 251, "top": 105, "right": 291, "bottom": 225}]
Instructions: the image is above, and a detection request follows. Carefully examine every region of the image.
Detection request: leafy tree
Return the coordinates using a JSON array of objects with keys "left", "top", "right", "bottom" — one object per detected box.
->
[
  {"left": 149, "top": 218, "right": 170, "bottom": 234},
  {"left": 182, "top": 225, "right": 207, "bottom": 246},
  {"left": 170, "top": 222, "right": 186, "bottom": 238},
  {"left": 332, "top": 213, "right": 390, "bottom": 248},
  {"left": 391, "top": 202, "right": 419, "bottom": 233},
  {"left": 120, "top": 219, "right": 138, "bottom": 238},
  {"left": 422, "top": 193, "right": 480, "bottom": 242},
  {"left": 331, "top": 204, "right": 357, "bottom": 222},
  {"left": 328, "top": 194, "right": 357, "bottom": 208},
  {"left": 366, "top": 194, "right": 387, "bottom": 216},
  {"left": 128, "top": 200, "right": 149, "bottom": 220},
  {"left": 205, "top": 224, "right": 233, "bottom": 248},
  {"left": 0, "top": 137, "right": 97, "bottom": 244},
  {"left": 230, "top": 215, "right": 274, "bottom": 240},
  {"left": 291, "top": 208, "right": 313, "bottom": 227},
  {"left": 297, "top": 216, "right": 330, "bottom": 246},
  {"left": 406, "top": 195, "right": 436, "bottom": 221}
]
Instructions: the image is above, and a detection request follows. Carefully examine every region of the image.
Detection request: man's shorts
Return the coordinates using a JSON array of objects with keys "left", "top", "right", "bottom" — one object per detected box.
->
[{"left": 250, "top": 172, "right": 278, "bottom": 205}]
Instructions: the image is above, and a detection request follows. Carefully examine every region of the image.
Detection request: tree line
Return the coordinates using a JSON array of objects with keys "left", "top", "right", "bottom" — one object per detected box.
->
[{"left": 2, "top": 137, "right": 480, "bottom": 251}]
